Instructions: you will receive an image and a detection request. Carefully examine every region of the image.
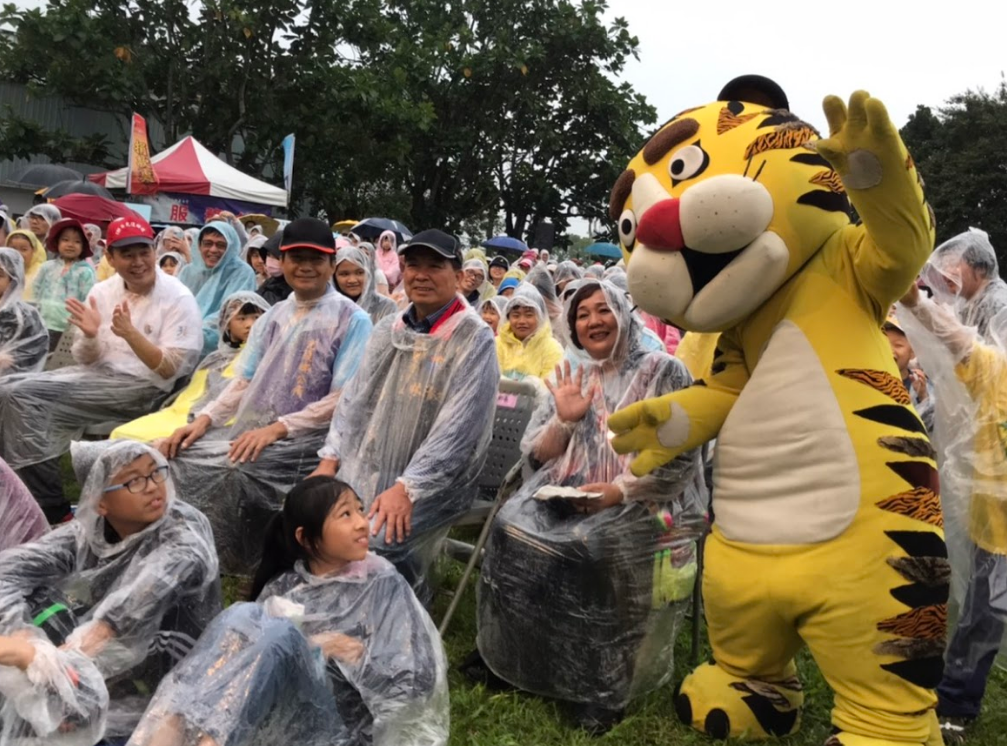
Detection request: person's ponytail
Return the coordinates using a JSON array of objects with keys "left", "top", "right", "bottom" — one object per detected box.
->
[{"left": 249, "top": 511, "right": 294, "bottom": 600}]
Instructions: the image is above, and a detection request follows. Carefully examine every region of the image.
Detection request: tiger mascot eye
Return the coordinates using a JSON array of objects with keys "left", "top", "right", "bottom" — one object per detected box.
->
[{"left": 608, "top": 76, "right": 946, "bottom": 746}]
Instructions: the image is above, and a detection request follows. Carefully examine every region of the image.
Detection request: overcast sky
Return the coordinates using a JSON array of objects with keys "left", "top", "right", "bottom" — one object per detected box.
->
[{"left": 606, "top": 0, "right": 1004, "bottom": 132}]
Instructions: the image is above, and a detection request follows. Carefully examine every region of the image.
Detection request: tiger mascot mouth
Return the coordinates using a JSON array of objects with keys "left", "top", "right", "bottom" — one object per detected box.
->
[{"left": 611, "top": 97, "right": 853, "bottom": 333}]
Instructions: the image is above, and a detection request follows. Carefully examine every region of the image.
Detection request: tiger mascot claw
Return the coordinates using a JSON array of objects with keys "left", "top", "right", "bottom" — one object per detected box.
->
[{"left": 607, "top": 76, "right": 947, "bottom": 746}]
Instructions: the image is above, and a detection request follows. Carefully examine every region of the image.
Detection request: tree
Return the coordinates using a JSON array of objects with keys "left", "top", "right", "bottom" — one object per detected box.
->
[
  {"left": 901, "top": 79, "right": 1007, "bottom": 267},
  {"left": 0, "top": 0, "right": 655, "bottom": 236}
]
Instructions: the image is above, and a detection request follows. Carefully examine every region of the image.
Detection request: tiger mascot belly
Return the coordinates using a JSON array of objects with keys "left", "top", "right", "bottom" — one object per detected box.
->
[{"left": 608, "top": 76, "right": 946, "bottom": 746}]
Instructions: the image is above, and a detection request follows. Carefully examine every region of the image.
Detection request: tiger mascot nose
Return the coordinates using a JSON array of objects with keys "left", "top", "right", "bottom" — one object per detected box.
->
[{"left": 637, "top": 198, "right": 684, "bottom": 252}]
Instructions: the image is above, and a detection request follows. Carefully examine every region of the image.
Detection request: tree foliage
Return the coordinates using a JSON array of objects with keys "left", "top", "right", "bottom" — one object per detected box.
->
[
  {"left": 0, "top": 0, "right": 654, "bottom": 241},
  {"left": 901, "top": 79, "right": 1007, "bottom": 268}
]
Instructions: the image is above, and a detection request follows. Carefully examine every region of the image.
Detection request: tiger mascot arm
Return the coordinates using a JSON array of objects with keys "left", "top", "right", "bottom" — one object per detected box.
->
[
  {"left": 815, "top": 91, "right": 934, "bottom": 311},
  {"left": 611, "top": 328, "right": 747, "bottom": 476}
]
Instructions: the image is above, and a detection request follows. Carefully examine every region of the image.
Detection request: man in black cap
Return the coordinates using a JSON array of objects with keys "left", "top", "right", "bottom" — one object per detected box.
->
[
  {"left": 313, "top": 229, "right": 500, "bottom": 600},
  {"left": 159, "top": 217, "right": 374, "bottom": 572}
]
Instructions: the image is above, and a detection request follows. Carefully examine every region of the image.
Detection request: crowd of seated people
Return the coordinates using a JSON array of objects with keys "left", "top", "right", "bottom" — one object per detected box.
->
[{"left": 0, "top": 208, "right": 794, "bottom": 744}]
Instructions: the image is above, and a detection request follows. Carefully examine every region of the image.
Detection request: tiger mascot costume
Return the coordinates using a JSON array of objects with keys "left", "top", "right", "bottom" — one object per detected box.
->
[{"left": 608, "top": 76, "right": 946, "bottom": 746}]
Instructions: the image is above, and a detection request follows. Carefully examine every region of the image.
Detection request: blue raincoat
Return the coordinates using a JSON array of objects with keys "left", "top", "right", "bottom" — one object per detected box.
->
[{"left": 179, "top": 221, "right": 257, "bottom": 356}]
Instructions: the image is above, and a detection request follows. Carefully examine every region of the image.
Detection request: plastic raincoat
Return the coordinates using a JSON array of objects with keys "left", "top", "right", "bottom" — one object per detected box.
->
[
  {"left": 898, "top": 288, "right": 1007, "bottom": 703},
  {"left": 319, "top": 299, "right": 499, "bottom": 598},
  {"left": 178, "top": 221, "right": 257, "bottom": 356},
  {"left": 0, "top": 456, "right": 47, "bottom": 552},
  {"left": 0, "top": 442, "right": 220, "bottom": 742},
  {"left": 0, "top": 270, "right": 203, "bottom": 473},
  {"left": 167, "top": 289, "right": 372, "bottom": 573},
  {"left": 32, "top": 257, "right": 95, "bottom": 333},
  {"left": 0, "top": 248, "right": 48, "bottom": 376},
  {"left": 154, "top": 227, "right": 189, "bottom": 260},
  {"left": 374, "top": 231, "right": 401, "bottom": 290},
  {"left": 110, "top": 291, "right": 270, "bottom": 443},
  {"left": 128, "top": 554, "right": 448, "bottom": 746},
  {"left": 553, "top": 260, "right": 583, "bottom": 292},
  {"left": 923, "top": 228, "right": 1007, "bottom": 340},
  {"left": 496, "top": 285, "right": 563, "bottom": 381},
  {"left": 24, "top": 205, "right": 60, "bottom": 247},
  {"left": 5, "top": 229, "right": 47, "bottom": 301},
  {"left": 335, "top": 246, "right": 397, "bottom": 325},
  {"left": 478, "top": 280, "right": 707, "bottom": 710}
]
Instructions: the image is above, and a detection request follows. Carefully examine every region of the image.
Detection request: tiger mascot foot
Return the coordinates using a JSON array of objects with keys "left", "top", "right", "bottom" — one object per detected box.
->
[{"left": 675, "top": 661, "right": 804, "bottom": 740}]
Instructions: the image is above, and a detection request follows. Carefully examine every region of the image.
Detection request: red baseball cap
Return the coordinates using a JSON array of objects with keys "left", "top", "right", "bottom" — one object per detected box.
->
[
  {"left": 46, "top": 218, "right": 93, "bottom": 260},
  {"left": 107, "top": 216, "right": 155, "bottom": 251}
]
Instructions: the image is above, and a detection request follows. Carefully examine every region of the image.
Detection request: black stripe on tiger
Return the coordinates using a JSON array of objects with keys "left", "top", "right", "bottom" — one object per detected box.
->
[
  {"left": 881, "top": 657, "right": 945, "bottom": 690},
  {"left": 797, "top": 190, "right": 851, "bottom": 214},
  {"left": 887, "top": 556, "right": 951, "bottom": 587},
  {"left": 885, "top": 530, "right": 947, "bottom": 559},
  {"left": 790, "top": 152, "right": 833, "bottom": 169},
  {"left": 853, "top": 405, "right": 926, "bottom": 434}
]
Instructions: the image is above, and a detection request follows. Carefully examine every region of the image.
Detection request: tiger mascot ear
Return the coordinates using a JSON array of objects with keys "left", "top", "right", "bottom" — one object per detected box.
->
[{"left": 717, "top": 74, "right": 789, "bottom": 111}]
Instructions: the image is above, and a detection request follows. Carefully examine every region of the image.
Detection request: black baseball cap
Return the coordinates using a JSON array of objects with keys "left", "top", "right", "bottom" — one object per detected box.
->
[
  {"left": 489, "top": 256, "right": 509, "bottom": 271},
  {"left": 279, "top": 217, "right": 335, "bottom": 254},
  {"left": 399, "top": 229, "right": 464, "bottom": 265}
]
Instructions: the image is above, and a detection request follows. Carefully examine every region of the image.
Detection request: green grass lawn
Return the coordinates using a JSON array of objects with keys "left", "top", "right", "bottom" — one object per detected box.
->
[{"left": 61, "top": 456, "right": 1007, "bottom": 745}]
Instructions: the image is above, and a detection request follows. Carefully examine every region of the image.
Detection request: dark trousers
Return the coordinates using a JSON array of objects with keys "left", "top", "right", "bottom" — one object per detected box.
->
[
  {"left": 937, "top": 546, "right": 1007, "bottom": 719},
  {"left": 15, "top": 457, "right": 68, "bottom": 522}
]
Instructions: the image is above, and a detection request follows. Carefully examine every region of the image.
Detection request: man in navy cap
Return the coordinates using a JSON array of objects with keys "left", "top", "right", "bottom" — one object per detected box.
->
[
  {"left": 313, "top": 229, "right": 500, "bottom": 600},
  {"left": 159, "top": 217, "right": 373, "bottom": 572}
]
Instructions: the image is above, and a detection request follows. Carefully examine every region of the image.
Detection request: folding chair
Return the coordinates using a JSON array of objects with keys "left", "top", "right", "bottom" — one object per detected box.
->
[
  {"left": 44, "top": 327, "right": 77, "bottom": 371},
  {"left": 438, "top": 377, "right": 538, "bottom": 635}
]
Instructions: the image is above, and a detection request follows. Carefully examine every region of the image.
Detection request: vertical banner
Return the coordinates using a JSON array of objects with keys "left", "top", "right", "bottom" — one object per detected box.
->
[
  {"left": 127, "top": 113, "right": 159, "bottom": 196},
  {"left": 282, "top": 133, "right": 295, "bottom": 200}
]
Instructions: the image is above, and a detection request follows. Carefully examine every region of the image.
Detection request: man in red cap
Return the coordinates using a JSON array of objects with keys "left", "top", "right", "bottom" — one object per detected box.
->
[{"left": 0, "top": 215, "right": 202, "bottom": 522}]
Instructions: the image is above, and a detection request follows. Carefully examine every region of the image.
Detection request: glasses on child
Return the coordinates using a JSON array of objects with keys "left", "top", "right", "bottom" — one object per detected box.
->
[{"left": 103, "top": 465, "right": 169, "bottom": 494}]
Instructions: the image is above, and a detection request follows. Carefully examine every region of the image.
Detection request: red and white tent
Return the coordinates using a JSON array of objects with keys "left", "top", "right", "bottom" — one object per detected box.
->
[{"left": 89, "top": 136, "right": 287, "bottom": 207}]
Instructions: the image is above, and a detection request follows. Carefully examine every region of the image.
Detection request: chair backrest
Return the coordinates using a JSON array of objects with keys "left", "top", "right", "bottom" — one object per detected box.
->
[
  {"left": 44, "top": 327, "right": 77, "bottom": 371},
  {"left": 477, "top": 377, "right": 538, "bottom": 500}
]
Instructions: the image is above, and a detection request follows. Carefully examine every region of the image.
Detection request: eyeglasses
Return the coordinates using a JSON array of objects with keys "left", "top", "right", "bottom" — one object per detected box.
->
[
  {"left": 103, "top": 465, "right": 169, "bottom": 494},
  {"left": 200, "top": 239, "right": 228, "bottom": 250}
]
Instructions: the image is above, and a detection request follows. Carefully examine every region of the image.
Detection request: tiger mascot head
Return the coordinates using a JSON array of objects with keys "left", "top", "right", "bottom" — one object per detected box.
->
[{"left": 611, "top": 75, "right": 852, "bottom": 333}]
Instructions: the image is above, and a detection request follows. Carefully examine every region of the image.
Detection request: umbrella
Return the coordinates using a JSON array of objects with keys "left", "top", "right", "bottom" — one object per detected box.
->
[
  {"left": 585, "top": 242, "right": 623, "bottom": 260},
  {"left": 13, "top": 164, "right": 85, "bottom": 188},
  {"left": 350, "top": 217, "right": 412, "bottom": 243},
  {"left": 240, "top": 213, "right": 280, "bottom": 237},
  {"left": 332, "top": 219, "right": 358, "bottom": 234},
  {"left": 51, "top": 194, "right": 142, "bottom": 227},
  {"left": 42, "top": 180, "right": 114, "bottom": 200},
  {"left": 481, "top": 235, "right": 528, "bottom": 255}
]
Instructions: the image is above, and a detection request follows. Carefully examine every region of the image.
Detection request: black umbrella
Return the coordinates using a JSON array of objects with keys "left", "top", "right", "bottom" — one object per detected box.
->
[
  {"left": 41, "top": 180, "right": 114, "bottom": 200},
  {"left": 13, "top": 164, "right": 85, "bottom": 188},
  {"left": 350, "top": 217, "right": 413, "bottom": 243}
]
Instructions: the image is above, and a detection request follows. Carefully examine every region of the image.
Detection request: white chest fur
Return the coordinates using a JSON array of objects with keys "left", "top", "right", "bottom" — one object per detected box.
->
[{"left": 713, "top": 321, "right": 860, "bottom": 545}]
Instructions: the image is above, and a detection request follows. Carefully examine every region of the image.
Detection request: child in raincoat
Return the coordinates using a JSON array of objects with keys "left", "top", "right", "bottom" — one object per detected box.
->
[
  {"left": 126, "top": 476, "right": 448, "bottom": 746},
  {"left": 495, "top": 284, "right": 563, "bottom": 381},
  {"left": 5, "top": 229, "right": 47, "bottom": 301},
  {"left": 31, "top": 218, "right": 96, "bottom": 342}
]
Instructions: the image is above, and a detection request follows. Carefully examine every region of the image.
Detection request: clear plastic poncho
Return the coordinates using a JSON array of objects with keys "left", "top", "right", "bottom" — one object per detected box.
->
[
  {"left": 496, "top": 285, "right": 563, "bottom": 381},
  {"left": 110, "top": 291, "right": 271, "bottom": 443},
  {"left": 478, "top": 280, "right": 707, "bottom": 710},
  {"left": 178, "top": 221, "right": 258, "bottom": 356},
  {"left": 154, "top": 227, "right": 188, "bottom": 259},
  {"left": 898, "top": 291, "right": 1007, "bottom": 680},
  {"left": 335, "top": 246, "right": 397, "bottom": 325},
  {"left": 319, "top": 301, "right": 499, "bottom": 599},
  {"left": 0, "top": 442, "right": 220, "bottom": 741},
  {"left": 168, "top": 290, "right": 372, "bottom": 573},
  {"left": 0, "top": 248, "right": 48, "bottom": 376},
  {"left": 922, "top": 228, "right": 1007, "bottom": 340},
  {"left": 128, "top": 553, "right": 448, "bottom": 746},
  {"left": 0, "top": 455, "right": 47, "bottom": 552},
  {"left": 553, "top": 260, "right": 583, "bottom": 290}
]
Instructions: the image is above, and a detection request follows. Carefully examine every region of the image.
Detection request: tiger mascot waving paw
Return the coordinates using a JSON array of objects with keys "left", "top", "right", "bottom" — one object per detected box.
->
[{"left": 608, "top": 76, "right": 946, "bottom": 746}]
